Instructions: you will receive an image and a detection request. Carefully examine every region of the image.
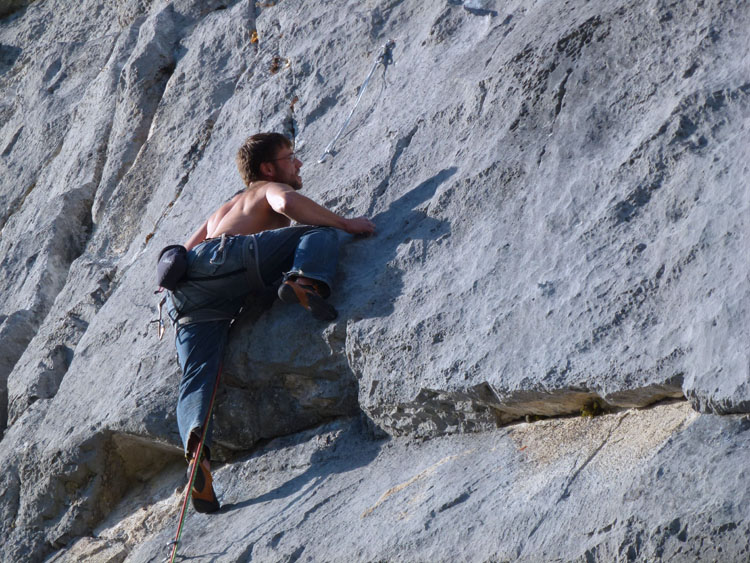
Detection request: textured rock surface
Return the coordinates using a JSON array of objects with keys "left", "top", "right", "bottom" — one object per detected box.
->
[
  {"left": 50, "top": 404, "right": 750, "bottom": 562},
  {"left": 0, "top": 0, "right": 749, "bottom": 561}
]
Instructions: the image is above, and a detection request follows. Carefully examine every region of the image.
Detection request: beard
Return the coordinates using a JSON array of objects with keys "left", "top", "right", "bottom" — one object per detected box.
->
[
  {"left": 289, "top": 174, "right": 303, "bottom": 190},
  {"left": 272, "top": 163, "right": 303, "bottom": 190}
]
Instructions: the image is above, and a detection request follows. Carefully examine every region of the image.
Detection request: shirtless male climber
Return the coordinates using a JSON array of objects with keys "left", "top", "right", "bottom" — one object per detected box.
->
[{"left": 166, "top": 132, "right": 375, "bottom": 513}]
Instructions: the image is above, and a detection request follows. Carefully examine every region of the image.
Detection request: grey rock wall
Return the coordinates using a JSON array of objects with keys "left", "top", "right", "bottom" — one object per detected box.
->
[{"left": 0, "top": 0, "right": 748, "bottom": 561}]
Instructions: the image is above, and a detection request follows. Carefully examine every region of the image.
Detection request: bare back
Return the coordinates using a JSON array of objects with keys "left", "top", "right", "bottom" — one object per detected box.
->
[{"left": 206, "top": 182, "right": 290, "bottom": 239}]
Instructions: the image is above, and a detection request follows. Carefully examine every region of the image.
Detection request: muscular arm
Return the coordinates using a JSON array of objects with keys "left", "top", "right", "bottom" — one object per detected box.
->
[{"left": 265, "top": 183, "right": 375, "bottom": 235}]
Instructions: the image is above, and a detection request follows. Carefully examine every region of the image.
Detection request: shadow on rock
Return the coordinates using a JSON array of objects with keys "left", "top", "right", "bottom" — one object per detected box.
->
[
  {"left": 214, "top": 288, "right": 359, "bottom": 456},
  {"left": 340, "top": 166, "right": 458, "bottom": 319},
  {"left": 220, "top": 417, "right": 383, "bottom": 514}
]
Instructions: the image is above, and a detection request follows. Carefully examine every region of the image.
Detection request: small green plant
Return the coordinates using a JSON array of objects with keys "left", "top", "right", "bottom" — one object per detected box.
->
[{"left": 580, "top": 398, "right": 604, "bottom": 418}]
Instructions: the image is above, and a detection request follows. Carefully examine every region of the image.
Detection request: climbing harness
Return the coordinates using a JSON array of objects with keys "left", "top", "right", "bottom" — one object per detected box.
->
[
  {"left": 163, "top": 363, "right": 223, "bottom": 563},
  {"left": 318, "top": 40, "right": 396, "bottom": 163}
]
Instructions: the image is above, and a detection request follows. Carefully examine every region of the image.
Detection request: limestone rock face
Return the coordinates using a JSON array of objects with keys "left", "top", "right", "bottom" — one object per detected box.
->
[{"left": 0, "top": 0, "right": 749, "bottom": 561}]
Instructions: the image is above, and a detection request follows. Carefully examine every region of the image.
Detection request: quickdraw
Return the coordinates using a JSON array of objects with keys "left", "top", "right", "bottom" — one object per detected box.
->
[{"left": 318, "top": 40, "right": 396, "bottom": 163}]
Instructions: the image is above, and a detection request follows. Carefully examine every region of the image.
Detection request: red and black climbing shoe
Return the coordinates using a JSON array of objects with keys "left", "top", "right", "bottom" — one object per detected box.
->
[
  {"left": 187, "top": 457, "right": 220, "bottom": 514},
  {"left": 278, "top": 279, "right": 337, "bottom": 321}
]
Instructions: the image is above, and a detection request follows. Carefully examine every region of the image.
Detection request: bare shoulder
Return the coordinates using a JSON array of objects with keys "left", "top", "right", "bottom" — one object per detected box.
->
[{"left": 263, "top": 181, "right": 294, "bottom": 195}]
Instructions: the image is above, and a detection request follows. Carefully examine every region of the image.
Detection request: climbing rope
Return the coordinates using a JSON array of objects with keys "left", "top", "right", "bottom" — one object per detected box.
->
[{"left": 318, "top": 40, "right": 395, "bottom": 163}]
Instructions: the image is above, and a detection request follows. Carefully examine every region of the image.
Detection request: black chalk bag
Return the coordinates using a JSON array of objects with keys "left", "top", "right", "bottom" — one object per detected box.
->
[{"left": 156, "top": 245, "right": 188, "bottom": 290}]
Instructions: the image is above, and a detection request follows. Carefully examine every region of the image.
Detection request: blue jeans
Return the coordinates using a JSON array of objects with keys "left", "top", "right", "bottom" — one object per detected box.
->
[
  {"left": 175, "top": 319, "right": 230, "bottom": 458},
  {"left": 171, "top": 225, "right": 340, "bottom": 456}
]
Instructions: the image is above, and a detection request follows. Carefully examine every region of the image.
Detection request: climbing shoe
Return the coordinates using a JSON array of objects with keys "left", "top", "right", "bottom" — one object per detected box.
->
[
  {"left": 187, "top": 457, "right": 220, "bottom": 514},
  {"left": 278, "top": 278, "right": 337, "bottom": 321}
]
